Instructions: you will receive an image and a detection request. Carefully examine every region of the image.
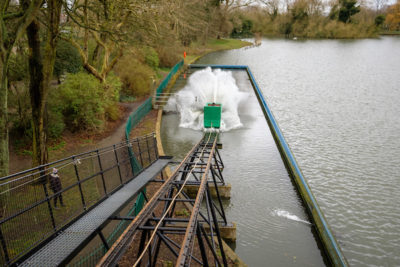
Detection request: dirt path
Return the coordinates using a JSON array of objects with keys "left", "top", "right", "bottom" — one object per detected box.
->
[
  {"left": 9, "top": 101, "right": 144, "bottom": 175},
  {"left": 95, "top": 102, "right": 141, "bottom": 149}
]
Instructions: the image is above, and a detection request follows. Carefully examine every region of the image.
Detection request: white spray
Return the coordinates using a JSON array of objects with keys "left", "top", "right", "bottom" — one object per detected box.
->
[
  {"left": 272, "top": 209, "right": 311, "bottom": 225},
  {"left": 164, "top": 67, "right": 247, "bottom": 132}
]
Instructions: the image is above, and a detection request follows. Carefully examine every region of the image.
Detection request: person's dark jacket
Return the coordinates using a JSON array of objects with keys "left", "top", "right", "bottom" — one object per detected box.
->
[{"left": 49, "top": 173, "right": 62, "bottom": 192}]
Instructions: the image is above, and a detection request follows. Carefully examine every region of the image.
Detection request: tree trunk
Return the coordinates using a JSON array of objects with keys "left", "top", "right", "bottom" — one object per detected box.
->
[
  {"left": 0, "top": 0, "right": 42, "bottom": 176},
  {"left": 26, "top": 19, "right": 47, "bottom": 167},
  {"left": 0, "top": 60, "right": 9, "bottom": 177},
  {"left": 26, "top": 0, "right": 62, "bottom": 168}
]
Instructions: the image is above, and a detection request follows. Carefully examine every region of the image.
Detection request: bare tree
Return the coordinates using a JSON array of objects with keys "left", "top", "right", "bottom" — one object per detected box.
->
[
  {"left": 259, "top": 0, "right": 281, "bottom": 19},
  {"left": 62, "top": 0, "right": 158, "bottom": 83},
  {"left": 372, "top": 0, "right": 388, "bottom": 11}
]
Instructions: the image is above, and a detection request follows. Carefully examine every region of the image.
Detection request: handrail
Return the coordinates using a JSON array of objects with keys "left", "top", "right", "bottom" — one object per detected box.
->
[{"left": 0, "top": 135, "right": 158, "bottom": 266}]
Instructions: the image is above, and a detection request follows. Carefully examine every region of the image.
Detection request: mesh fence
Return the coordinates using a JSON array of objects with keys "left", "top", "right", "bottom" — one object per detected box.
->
[
  {"left": 0, "top": 135, "right": 158, "bottom": 266},
  {"left": 155, "top": 60, "right": 184, "bottom": 96},
  {"left": 124, "top": 59, "right": 184, "bottom": 142}
]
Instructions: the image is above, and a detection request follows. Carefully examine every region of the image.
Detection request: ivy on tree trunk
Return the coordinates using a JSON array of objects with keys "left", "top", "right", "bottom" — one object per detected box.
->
[
  {"left": 26, "top": 0, "right": 62, "bottom": 167},
  {"left": 0, "top": 0, "right": 42, "bottom": 177}
]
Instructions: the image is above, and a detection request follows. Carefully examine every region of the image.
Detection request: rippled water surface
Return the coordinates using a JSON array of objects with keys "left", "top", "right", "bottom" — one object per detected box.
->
[
  {"left": 196, "top": 37, "right": 400, "bottom": 266},
  {"left": 162, "top": 70, "right": 326, "bottom": 266}
]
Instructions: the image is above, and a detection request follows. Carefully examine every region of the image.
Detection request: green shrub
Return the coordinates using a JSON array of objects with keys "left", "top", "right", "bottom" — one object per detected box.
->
[
  {"left": 54, "top": 40, "right": 82, "bottom": 78},
  {"left": 375, "top": 15, "right": 385, "bottom": 27},
  {"left": 47, "top": 107, "right": 65, "bottom": 139},
  {"left": 115, "top": 55, "right": 155, "bottom": 97},
  {"left": 8, "top": 83, "right": 32, "bottom": 139},
  {"left": 143, "top": 46, "right": 159, "bottom": 70},
  {"left": 156, "top": 47, "right": 181, "bottom": 68},
  {"left": 102, "top": 73, "right": 122, "bottom": 121},
  {"left": 53, "top": 71, "right": 121, "bottom": 132}
]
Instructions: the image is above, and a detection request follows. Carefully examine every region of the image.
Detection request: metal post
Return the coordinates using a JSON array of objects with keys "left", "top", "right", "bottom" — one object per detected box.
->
[
  {"left": 97, "top": 230, "right": 110, "bottom": 250},
  {"left": 200, "top": 225, "right": 222, "bottom": 267},
  {"left": 113, "top": 145, "right": 123, "bottom": 184},
  {"left": 213, "top": 152, "right": 225, "bottom": 184},
  {"left": 73, "top": 156, "right": 86, "bottom": 210},
  {"left": 203, "top": 183, "right": 217, "bottom": 266},
  {"left": 145, "top": 136, "right": 152, "bottom": 164},
  {"left": 0, "top": 226, "right": 10, "bottom": 264},
  {"left": 196, "top": 224, "right": 209, "bottom": 267},
  {"left": 153, "top": 135, "right": 159, "bottom": 159},
  {"left": 136, "top": 229, "right": 147, "bottom": 266},
  {"left": 136, "top": 140, "right": 144, "bottom": 167},
  {"left": 127, "top": 143, "right": 136, "bottom": 177},
  {"left": 210, "top": 168, "right": 227, "bottom": 225},
  {"left": 147, "top": 230, "right": 152, "bottom": 267},
  {"left": 42, "top": 182, "right": 57, "bottom": 230},
  {"left": 151, "top": 235, "right": 162, "bottom": 267},
  {"left": 156, "top": 233, "right": 179, "bottom": 257},
  {"left": 206, "top": 185, "right": 228, "bottom": 267},
  {"left": 96, "top": 150, "right": 107, "bottom": 196},
  {"left": 215, "top": 148, "right": 224, "bottom": 169}
]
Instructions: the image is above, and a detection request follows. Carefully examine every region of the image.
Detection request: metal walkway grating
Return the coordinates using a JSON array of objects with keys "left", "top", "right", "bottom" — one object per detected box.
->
[{"left": 20, "top": 159, "right": 171, "bottom": 267}]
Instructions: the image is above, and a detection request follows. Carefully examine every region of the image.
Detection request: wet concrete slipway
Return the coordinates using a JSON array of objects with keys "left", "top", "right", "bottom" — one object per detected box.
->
[{"left": 161, "top": 69, "right": 327, "bottom": 266}]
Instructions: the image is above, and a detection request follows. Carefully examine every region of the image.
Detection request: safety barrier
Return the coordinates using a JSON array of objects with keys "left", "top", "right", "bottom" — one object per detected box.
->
[
  {"left": 0, "top": 135, "right": 158, "bottom": 266},
  {"left": 125, "top": 98, "right": 153, "bottom": 174},
  {"left": 125, "top": 59, "right": 185, "bottom": 144},
  {"left": 155, "top": 60, "right": 184, "bottom": 96},
  {"left": 190, "top": 64, "right": 348, "bottom": 267}
]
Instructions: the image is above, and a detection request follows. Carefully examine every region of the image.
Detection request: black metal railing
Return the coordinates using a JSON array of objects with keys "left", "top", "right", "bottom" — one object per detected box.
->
[{"left": 0, "top": 133, "right": 158, "bottom": 266}]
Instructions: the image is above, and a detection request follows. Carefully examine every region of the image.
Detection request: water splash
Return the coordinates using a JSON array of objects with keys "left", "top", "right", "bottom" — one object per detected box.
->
[
  {"left": 164, "top": 67, "right": 247, "bottom": 132},
  {"left": 272, "top": 209, "right": 311, "bottom": 225}
]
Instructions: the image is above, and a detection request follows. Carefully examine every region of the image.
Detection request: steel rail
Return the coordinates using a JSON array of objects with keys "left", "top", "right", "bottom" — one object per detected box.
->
[
  {"left": 176, "top": 137, "right": 217, "bottom": 266},
  {"left": 132, "top": 133, "right": 214, "bottom": 266},
  {"left": 97, "top": 137, "right": 205, "bottom": 267}
]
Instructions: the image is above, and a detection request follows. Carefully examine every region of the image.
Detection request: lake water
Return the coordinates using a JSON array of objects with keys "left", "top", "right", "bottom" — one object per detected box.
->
[{"left": 162, "top": 36, "right": 400, "bottom": 266}]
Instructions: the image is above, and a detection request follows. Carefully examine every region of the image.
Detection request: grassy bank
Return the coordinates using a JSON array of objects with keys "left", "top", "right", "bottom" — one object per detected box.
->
[
  {"left": 380, "top": 30, "right": 400, "bottom": 35},
  {"left": 185, "top": 38, "right": 252, "bottom": 64}
]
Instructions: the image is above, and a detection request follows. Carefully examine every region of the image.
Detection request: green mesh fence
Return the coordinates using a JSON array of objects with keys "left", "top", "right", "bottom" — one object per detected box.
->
[
  {"left": 126, "top": 59, "right": 184, "bottom": 173},
  {"left": 68, "top": 60, "right": 184, "bottom": 267},
  {"left": 156, "top": 60, "right": 184, "bottom": 96},
  {"left": 125, "top": 98, "right": 153, "bottom": 141},
  {"left": 125, "top": 97, "right": 153, "bottom": 174}
]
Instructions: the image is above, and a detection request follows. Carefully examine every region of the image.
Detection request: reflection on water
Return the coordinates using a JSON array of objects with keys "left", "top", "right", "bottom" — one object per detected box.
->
[
  {"left": 197, "top": 37, "right": 400, "bottom": 266},
  {"left": 162, "top": 70, "right": 326, "bottom": 266}
]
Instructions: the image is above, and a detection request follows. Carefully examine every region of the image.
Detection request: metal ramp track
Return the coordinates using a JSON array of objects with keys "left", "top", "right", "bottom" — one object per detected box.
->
[
  {"left": 20, "top": 159, "right": 171, "bottom": 267},
  {"left": 98, "top": 132, "right": 229, "bottom": 267}
]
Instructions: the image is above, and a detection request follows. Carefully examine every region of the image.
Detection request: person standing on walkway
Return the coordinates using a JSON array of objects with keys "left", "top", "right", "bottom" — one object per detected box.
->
[{"left": 49, "top": 168, "right": 64, "bottom": 209}]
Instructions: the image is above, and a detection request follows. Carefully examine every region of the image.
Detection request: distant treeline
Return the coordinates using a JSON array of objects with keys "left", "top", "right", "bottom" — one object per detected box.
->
[{"left": 229, "top": 0, "right": 400, "bottom": 38}]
